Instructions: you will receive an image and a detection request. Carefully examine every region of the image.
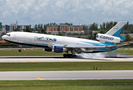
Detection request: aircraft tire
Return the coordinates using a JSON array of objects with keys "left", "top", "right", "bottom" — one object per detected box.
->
[
  {"left": 18, "top": 49, "right": 21, "bottom": 52},
  {"left": 74, "top": 55, "right": 77, "bottom": 58},
  {"left": 63, "top": 54, "right": 66, "bottom": 58},
  {"left": 63, "top": 54, "right": 77, "bottom": 58},
  {"left": 68, "top": 54, "right": 71, "bottom": 58},
  {"left": 63, "top": 54, "right": 69, "bottom": 58}
]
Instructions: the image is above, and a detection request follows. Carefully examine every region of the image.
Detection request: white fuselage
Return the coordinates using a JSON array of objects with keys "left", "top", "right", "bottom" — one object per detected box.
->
[
  {"left": 2, "top": 32, "right": 118, "bottom": 53},
  {"left": 2, "top": 32, "right": 102, "bottom": 47}
]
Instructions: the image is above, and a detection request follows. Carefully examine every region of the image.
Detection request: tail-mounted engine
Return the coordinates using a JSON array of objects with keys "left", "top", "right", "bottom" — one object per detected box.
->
[{"left": 96, "top": 33, "right": 120, "bottom": 43}]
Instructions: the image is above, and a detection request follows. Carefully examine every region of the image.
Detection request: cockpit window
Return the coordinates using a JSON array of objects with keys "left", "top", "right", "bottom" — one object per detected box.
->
[
  {"left": 96, "top": 35, "right": 98, "bottom": 38},
  {"left": 6, "top": 34, "right": 10, "bottom": 36}
]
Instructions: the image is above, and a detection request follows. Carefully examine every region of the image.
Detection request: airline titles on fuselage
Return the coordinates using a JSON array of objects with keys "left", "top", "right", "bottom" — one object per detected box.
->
[
  {"left": 34, "top": 36, "right": 57, "bottom": 42},
  {"left": 100, "top": 35, "right": 114, "bottom": 40}
]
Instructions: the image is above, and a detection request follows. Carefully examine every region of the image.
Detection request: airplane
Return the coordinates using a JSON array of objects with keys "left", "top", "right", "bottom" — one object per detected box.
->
[{"left": 2, "top": 22, "right": 127, "bottom": 58}]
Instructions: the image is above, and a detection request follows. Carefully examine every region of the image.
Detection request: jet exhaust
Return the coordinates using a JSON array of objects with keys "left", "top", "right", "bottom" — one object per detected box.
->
[{"left": 76, "top": 50, "right": 127, "bottom": 59}]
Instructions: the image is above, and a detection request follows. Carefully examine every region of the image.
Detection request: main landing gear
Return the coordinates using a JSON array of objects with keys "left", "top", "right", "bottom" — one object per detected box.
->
[
  {"left": 63, "top": 50, "right": 77, "bottom": 58},
  {"left": 18, "top": 45, "right": 22, "bottom": 52},
  {"left": 63, "top": 54, "right": 77, "bottom": 58}
]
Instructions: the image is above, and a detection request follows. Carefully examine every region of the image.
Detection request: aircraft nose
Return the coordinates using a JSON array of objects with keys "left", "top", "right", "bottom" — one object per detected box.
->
[{"left": 2, "top": 35, "right": 6, "bottom": 40}]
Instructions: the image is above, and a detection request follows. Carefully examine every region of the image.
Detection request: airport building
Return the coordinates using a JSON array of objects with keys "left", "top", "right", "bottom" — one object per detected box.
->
[
  {"left": 0, "top": 23, "right": 31, "bottom": 35},
  {"left": 46, "top": 23, "right": 84, "bottom": 34}
]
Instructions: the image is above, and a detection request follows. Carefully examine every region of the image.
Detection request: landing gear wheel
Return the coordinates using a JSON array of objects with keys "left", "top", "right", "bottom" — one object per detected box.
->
[
  {"left": 63, "top": 54, "right": 77, "bottom": 58},
  {"left": 63, "top": 54, "right": 68, "bottom": 58},
  {"left": 73, "top": 55, "right": 77, "bottom": 58},
  {"left": 63, "top": 54, "right": 66, "bottom": 58},
  {"left": 70, "top": 54, "right": 73, "bottom": 58},
  {"left": 18, "top": 49, "right": 21, "bottom": 52}
]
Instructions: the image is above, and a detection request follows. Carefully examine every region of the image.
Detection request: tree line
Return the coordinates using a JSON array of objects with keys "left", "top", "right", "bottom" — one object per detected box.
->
[
  {"left": 84, "top": 21, "right": 133, "bottom": 32},
  {"left": 13, "top": 21, "right": 133, "bottom": 34},
  {"left": 10, "top": 21, "right": 133, "bottom": 41}
]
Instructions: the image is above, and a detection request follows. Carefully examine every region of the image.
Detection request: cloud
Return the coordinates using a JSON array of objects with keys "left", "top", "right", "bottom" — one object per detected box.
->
[
  {"left": 1, "top": 0, "right": 133, "bottom": 25},
  {"left": 55, "top": 1, "right": 65, "bottom": 8}
]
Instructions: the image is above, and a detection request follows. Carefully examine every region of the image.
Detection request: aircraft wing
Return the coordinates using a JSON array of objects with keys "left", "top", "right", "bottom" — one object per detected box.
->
[
  {"left": 64, "top": 44, "right": 128, "bottom": 49},
  {"left": 114, "top": 44, "right": 128, "bottom": 47},
  {"left": 65, "top": 45, "right": 104, "bottom": 49}
]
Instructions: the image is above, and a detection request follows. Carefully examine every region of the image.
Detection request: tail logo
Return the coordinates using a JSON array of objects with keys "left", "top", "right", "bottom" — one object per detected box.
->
[{"left": 100, "top": 35, "right": 114, "bottom": 40}]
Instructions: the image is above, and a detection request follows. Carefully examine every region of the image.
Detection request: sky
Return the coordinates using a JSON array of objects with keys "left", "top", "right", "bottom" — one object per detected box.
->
[{"left": 0, "top": 0, "right": 133, "bottom": 26}]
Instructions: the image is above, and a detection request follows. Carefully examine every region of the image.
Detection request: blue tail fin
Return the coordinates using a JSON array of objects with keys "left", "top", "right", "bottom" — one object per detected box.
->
[{"left": 105, "top": 22, "right": 126, "bottom": 40}]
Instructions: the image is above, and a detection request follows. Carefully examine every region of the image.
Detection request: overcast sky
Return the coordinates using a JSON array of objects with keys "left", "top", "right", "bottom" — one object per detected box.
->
[{"left": 0, "top": 0, "right": 133, "bottom": 26}]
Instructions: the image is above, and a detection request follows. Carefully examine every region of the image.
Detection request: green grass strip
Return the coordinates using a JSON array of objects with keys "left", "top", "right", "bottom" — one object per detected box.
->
[
  {"left": 0, "top": 50, "right": 64, "bottom": 56},
  {"left": 0, "top": 79, "right": 133, "bottom": 86},
  {"left": 0, "top": 62, "right": 133, "bottom": 71},
  {"left": 0, "top": 80, "right": 133, "bottom": 90},
  {"left": 0, "top": 49, "right": 132, "bottom": 56},
  {"left": 1, "top": 86, "right": 133, "bottom": 90}
]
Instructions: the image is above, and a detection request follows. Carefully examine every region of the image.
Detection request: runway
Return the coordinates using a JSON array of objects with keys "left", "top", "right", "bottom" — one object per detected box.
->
[
  {"left": 0, "top": 56, "right": 133, "bottom": 62},
  {"left": 0, "top": 70, "right": 133, "bottom": 80},
  {"left": 0, "top": 56, "right": 133, "bottom": 80}
]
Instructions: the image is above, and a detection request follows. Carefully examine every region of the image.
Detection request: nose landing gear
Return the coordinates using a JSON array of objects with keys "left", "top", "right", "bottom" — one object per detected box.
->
[
  {"left": 18, "top": 49, "right": 21, "bottom": 52},
  {"left": 18, "top": 45, "right": 22, "bottom": 52}
]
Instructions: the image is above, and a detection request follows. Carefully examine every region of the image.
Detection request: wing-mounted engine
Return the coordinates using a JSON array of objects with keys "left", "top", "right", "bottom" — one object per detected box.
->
[
  {"left": 52, "top": 45, "right": 67, "bottom": 53},
  {"left": 96, "top": 33, "right": 120, "bottom": 43}
]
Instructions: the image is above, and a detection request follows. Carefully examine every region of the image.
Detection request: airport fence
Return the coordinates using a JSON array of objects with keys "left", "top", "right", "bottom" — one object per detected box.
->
[{"left": 0, "top": 83, "right": 133, "bottom": 87}]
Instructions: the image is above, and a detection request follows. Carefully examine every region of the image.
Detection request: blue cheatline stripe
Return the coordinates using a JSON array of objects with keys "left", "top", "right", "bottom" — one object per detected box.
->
[
  {"left": 81, "top": 41, "right": 105, "bottom": 46},
  {"left": 81, "top": 41, "right": 115, "bottom": 46},
  {"left": 104, "top": 41, "right": 115, "bottom": 46},
  {"left": 93, "top": 46, "right": 118, "bottom": 52},
  {"left": 81, "top": 41, "right": 118, "bottom": 52}
]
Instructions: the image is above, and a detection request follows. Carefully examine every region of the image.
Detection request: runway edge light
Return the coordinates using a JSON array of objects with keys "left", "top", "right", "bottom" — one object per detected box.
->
[
  {"left": 0, "top": 22, "right": 2, "bottom": 30},
  {"left": 94, "top": 67, "right": 97, "bottom": 70}
]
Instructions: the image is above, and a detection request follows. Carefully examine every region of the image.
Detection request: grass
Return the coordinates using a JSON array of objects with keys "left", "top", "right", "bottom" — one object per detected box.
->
[
  {"left": 0, "top": 49, "right": 132, "bottom": 56},
  {"left": 0, "top": 62, "right": 133, "bottom": 71},
  {"left": 1, "top": 86, "right": 133, "bottom": 90},
  {"left": 0, "top": 79, "right": 133, "bottom": 85},
  {"left": 0, "top": 80, "right": 133, "bottom": 90},
  {"left": 111, "top": 50, "right": 133, "bottom": 55},
  {"left": 0, "top": 50, "right": 65, "bottom": 56}
]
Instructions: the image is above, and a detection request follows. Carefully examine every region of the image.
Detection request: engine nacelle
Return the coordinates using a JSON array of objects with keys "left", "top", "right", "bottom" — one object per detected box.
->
[
  {"left": 96, "top": 33, "right": 120, "bottom": 43},
  {"left": 43, "top": 48, "right": 52, "bottom": 52},
  {"left": 52, "top": 46, "right": 67, "bottom": 53}
]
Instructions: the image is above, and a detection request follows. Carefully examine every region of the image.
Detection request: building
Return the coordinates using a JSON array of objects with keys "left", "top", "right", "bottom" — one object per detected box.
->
[
  {"left": 0, "top": 22, "right": 2, "bottom": 30},
  {"left": 0, "top": 23, "right": 31, "bottom": 35},
  {"left": 46, "top": 23, "right": 83, "bottom": 34}
]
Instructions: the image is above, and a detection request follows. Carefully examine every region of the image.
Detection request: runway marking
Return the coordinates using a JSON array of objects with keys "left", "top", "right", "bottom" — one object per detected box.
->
[{"left": 37, "top": 77, "right": 45, "bottom": 80}]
